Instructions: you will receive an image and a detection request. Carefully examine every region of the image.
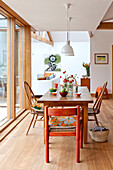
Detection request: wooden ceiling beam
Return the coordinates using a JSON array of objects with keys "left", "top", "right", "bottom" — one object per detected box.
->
[
  {"left": 42, "top": 31, "right": 47, "bottom": 38},
  {"left": 0, "top": 0, "right": 28, "bottom": 25},
  {"left": 97, "top": 22, "right": 113, "bottom": 30},
  {"left": 31, "top": 32, "right": 54, "bottom": 46},
  {"left": 88, "top": 31, "right": 93, "bottom": 38},
  {"left": 47, "top": 31, "right": 53, "bottom": 43},
  {"left": 102, "top": 18, "right": 113, "bottom": 22}
]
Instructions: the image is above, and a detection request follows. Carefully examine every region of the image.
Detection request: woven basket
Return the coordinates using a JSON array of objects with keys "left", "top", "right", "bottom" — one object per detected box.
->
[{"left": 89, "top": 122, "right": 109, "bottom": 142}]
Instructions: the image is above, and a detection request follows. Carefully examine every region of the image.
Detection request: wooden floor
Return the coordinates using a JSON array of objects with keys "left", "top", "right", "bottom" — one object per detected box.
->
[{"left": 0, "top": 97, "right": 113, "bottom": 170}]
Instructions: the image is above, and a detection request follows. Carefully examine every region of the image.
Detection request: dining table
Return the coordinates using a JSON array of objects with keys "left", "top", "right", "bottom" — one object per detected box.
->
[{"left": 38, "top": 86, "right": 93, "bottom": 144}]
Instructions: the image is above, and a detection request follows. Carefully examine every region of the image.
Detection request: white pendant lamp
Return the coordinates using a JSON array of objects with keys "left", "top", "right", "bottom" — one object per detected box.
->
[{"left": 61, "top": 4, "right": 74, "bottom": 56}]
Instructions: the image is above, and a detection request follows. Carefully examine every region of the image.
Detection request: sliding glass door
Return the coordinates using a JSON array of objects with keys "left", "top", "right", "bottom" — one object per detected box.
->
[
  {"left": 0, "top": 3, "right": 31, "bottom": 129},
  {"left": 0, "top": 14, "right": 7, "bottom": 125},
  {"left": 15, "top": 24, "right": 21, "bottom": 114},
  {"left": 0, "top": 13, "right": 25, "bottom": 125}
]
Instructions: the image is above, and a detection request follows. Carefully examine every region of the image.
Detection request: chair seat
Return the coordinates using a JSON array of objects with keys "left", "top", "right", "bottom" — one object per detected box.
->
[
  {"left": 49, "top": 116, "right": 77, "bottom": 127},
  {"left": 49, "top": 126, "right": 76, "bottom": 132},
  {"left": 31, "top": 106, "right": 44, "bottom": 113},
  {"left": 88, "top": 108, "right": 99, "bottom": 115}
]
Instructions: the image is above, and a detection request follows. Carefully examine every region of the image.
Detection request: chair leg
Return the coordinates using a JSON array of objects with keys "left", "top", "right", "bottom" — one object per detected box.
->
[
  {"left": 105, "top": 88, "right": 109, "bottom": 99},
  {"left": 94, "top": 114, "right": 99, "bottom": 126},
  {"left": 33, "top": 114, "right": 38, "bottom": 128},
  {"left": 26, "top": 114, "right": 35, "bottom": 135},
  {"left": 45, "top": 129, "right": 49, "bottom": 163},
  {"left": 80, "top": 124, "right": 83, "bottom": 149},
  {"left": 76, "top": 129, "right": 80, "bottom": 163}
]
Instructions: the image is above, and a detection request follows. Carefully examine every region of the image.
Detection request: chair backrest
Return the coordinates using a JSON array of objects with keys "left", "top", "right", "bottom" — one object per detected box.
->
[
  {"left": 93, "top": 82, "right": 107, "bottom": 112},
  {"left": 24, "top": 81, "right": 38, "bottom": 106},
  {"left": 46, "top": 106, "right": 82, "bottom": 117}
]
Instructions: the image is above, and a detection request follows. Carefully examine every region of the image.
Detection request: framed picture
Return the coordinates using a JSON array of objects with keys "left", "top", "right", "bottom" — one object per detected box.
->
[{"left": 94, "top": 53, "right": 108, "bottom": 64}]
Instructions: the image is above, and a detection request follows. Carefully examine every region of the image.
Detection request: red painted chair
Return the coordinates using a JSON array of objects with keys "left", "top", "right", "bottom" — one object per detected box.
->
[
  {"left": 45, "top": 106, "right": 84, "bottom": 163},
  {"left": 95, "top": 86, "right": 109, "bottom": 99}
]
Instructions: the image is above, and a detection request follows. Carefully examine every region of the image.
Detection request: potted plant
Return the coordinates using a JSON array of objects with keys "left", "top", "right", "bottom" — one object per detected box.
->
[{"left": 83, "top": 62, "right": 90, "bottom": 77}]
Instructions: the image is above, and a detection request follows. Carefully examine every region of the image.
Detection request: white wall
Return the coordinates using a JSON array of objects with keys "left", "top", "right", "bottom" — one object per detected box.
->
[
  {"left": 31, "top": 39, "right": 90, "bottom": 85},
  {"left": 90, "top": 30, "right": 113, "bottom": 93}
]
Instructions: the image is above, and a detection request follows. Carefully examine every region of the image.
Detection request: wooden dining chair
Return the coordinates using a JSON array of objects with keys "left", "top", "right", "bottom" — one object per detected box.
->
[
  {"left": 24, "top": 81, "right": 44, "bottom": 135},
  {"left": 45, "top": 106, "right": 84, "bottom": 163},
  {"left": 88, "top": 82, "right": 108, "bottom": 125}
]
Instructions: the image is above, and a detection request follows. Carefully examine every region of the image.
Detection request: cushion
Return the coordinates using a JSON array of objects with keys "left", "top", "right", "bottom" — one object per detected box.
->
[
  {"left": 49, "top": 116, "right": 77, "bottom": 127},
  {"left": 44, "top": 73, "right": 53, "bottom": 77},
  {"left": 37, "top": 74, "right": 44, "bottom": 79},
  {"left": 31, "top": 100, "right": 44, "bottom": 110},
  {"left": 46, "top": 74, "right": 55, "bottom": 80},
  {"left": 37, "top": 77, "right": 46, "bottom": 80},
  {"left": 88, "top": 108, "right": 99, "bottom": 115}
]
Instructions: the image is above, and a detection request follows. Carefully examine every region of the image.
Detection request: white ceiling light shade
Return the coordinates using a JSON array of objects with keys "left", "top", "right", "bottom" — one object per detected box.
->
[
  {"left": 61, "top": 40, "right": 74, "bottom": 56},
  {"left": 61, "top": 3, "right": 74, "bottom": 56}
]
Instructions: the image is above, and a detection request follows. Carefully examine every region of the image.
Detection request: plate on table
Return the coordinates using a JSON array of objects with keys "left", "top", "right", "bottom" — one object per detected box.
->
[
  {"left": 52, "top": 92, "right": 57, "bottom": 95},
  {"left": 76, "top": 93, "right": 81, "bottom": 97},
  {"left": 49, "top": 88, "right": 57, "bottom": 93}
]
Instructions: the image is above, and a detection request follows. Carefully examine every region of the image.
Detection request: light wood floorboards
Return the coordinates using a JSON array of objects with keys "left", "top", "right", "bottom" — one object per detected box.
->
[{"left": 0, "top": 98, "right": 113, "bottom": 170}]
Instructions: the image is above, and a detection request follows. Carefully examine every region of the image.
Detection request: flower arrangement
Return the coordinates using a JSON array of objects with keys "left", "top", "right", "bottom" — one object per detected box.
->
[
  {"left": 83, "top": 62, "right": 90, "bottom": 77},
  {"left": 60, "top": 71, "right": 78, "bottom": 92}
]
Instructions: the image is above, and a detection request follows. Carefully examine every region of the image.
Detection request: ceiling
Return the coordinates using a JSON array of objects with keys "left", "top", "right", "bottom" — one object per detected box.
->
[{"left": 3, "top": 0, "right": 112, "bottom": 31}]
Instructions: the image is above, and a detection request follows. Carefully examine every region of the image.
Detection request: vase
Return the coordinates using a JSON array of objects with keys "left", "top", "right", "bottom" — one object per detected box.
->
[
  {"left": 75, "top": 85, "right": 78, "bottom": 93},
  {"left": 67, "top": 84, "right": 73, "bottom": 95}
]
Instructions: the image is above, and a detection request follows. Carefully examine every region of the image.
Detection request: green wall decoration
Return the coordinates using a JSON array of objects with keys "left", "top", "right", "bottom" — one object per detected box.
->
[{"left": 44, "top": 54, "right": 61, "bottom": 71}]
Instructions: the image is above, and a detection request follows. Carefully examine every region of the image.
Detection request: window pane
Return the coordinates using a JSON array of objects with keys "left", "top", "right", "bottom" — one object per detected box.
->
[
  {"left": 0, "top": 14, "right": 7, "bottom": 125},
  {"left": 15, "top": 24, "right": 21, "bottom": 114}
]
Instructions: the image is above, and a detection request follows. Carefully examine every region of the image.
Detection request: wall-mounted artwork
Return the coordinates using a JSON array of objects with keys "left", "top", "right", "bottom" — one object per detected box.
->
[
  {"left": 94, "top": 53, "right": 108, "bottom": 64},
  {"left": 44, "top": 54, "right": 61, "bottom": 71}
]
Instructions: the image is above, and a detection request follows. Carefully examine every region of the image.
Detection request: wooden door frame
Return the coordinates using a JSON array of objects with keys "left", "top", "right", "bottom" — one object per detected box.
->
[
  {"left": 112, "top": 45, "right": 113, "bottom": 97},
  {"left": 0, "top": 1, "right": 32, "bottom": 119}
]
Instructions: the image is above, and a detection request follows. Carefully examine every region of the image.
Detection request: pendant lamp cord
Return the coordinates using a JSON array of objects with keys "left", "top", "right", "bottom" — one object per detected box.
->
[
  {"left": 66, "top": 5, "right": 70, "bottom": 43},
  {"left": 67, "top": 5, "right": 68, "bottom": 42}
]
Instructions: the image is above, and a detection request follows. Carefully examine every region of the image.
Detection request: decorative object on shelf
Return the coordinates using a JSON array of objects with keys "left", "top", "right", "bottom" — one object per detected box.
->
[
  {"left": 60, "top": 71, "right": 78, "bottom": 95},
  {"left": 94, "top": 53, "right": 108, "bottom": 64},
  {"left": 61, "top": 4, "right": 74, "bottom": 56},
  {"left": 44, "top": 54, "right": 61, "bottom": 71},
  {"left": 83, "top": 62, "right": 90, "bottom": 77}
]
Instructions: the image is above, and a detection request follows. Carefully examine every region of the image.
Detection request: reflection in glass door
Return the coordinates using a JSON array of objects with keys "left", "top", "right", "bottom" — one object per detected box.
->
[
  {"left": 0, "top": 14, "right": 7, "bottom": 125},
  {"left": 15, "top": 24, "right": 20, "bottom": 114}
]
